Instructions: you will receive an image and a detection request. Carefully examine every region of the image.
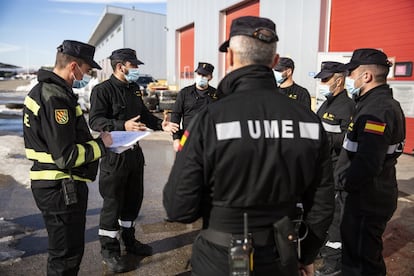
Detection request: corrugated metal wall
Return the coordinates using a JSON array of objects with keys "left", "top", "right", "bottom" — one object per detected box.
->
[
  {"left": 179, "top": 24, "right": 194, "bottom": 88},
  {"left": 329, "top": 0, "right": 414, "bottom": 81},
  {"left": 166, "top": 0, "right": 322, "bottom": 91},
  {"left": 329, "top": 0, "right": 414, "bottom": 153},
  {"left": 224, "top": 1, "right": 259, "bottom": 69},
  {"left": 92, "top": 6, "right": 167, "bottom": 80}
]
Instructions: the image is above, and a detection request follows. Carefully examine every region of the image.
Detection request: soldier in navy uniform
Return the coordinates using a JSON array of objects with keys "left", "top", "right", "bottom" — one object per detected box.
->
[
  {"left": 335, "top": 48, "right": 405, "bottom": 276},
  {"left": 171, "top": 62, "right": 217, "bottom": 152},
  {"left": 314, "top": 61, "right": 355, "bottom": 276},
  {"left": 89, "top": 48, "right": 178, "bottom": 273},
  {"left": 273, "top": 57, "right": 311, "bottom": 108},
  {"left": 163, "top": 16, "right": 334, "bottom": 276},
  {"left": 23, "top": 40, "right": 112, "bottom": 275}
]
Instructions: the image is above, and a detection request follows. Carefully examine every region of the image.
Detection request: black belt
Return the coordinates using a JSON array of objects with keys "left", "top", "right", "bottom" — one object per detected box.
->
[{"left": 200, "top": 228, "right": 275, "bottom": 248}]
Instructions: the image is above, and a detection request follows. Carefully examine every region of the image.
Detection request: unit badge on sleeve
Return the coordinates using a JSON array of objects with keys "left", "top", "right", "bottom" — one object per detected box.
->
[{"left": 55, "top": 109, "right": 69, "bottom": 124}]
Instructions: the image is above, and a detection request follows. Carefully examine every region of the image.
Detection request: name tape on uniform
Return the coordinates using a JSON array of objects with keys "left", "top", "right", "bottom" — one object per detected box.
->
[{"left": 216, "top": 120, "right": 320, "bottom": 141}]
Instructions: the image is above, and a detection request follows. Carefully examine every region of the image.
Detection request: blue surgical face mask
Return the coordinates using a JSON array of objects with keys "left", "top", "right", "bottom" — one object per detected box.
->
[
  {"left": 72, "top": 65, "right": 92, "bottom": 89},
  {"left": 345, "top": 74, "right": 365, "bottom": 96},
  {"left": 195, "top": 75, "right": 208, "bottom": 89},
  {"left": 319, "top": 84, "right": 332, "bottom": 97},
  {"left": 273, "top": 70, "right": 286, "bottom": 84},
  {"left": 125, "top": 68, "right": 140, "bottom": 83}
]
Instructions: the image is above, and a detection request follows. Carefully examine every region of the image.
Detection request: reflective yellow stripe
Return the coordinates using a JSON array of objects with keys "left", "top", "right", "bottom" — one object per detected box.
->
[
  {"left": 86, "top": 140, "right": 101, "bottom": 161},
  {"left": 29, "top": 170, "right": 92, "bottom": 182},
  {"left": 24, "top": 96, "right": 40, "bottom": 116},
  {"left": 25, "top": 148, "right": 54, "bottom": 163},
  {"left": 76, "top": 105, "right": 83, "bottom": 117},
  {"left": 74, "top": 144, "right": 86, "bottom": 167}
]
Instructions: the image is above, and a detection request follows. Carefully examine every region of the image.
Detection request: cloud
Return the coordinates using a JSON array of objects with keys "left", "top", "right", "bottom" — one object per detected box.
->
[
  {"left": 0, "top": 42, "right": 21, "bottom": 53},
  {"left": 51, "top": 0, "right": 166, "bottom": 3}
]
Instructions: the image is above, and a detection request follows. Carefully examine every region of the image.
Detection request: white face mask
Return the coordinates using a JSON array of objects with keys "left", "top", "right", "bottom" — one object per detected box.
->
[
  {"left": 345, "top": 73, "right": 365, "bottom": 96},
  {"left": 195, "top": 75, "right": 208, "bottom": 89},
  {"left": 319, "top": 84, "right": 332, "bottom": 97},
  {"left": 273, "top": 70, "right": 286, "bottom": 84},
  {"left": 125, "top": 68, "right": 140, "bottom": 83},
  {"left": 72, "top": 64, "right": 92, "bottom": 89}
]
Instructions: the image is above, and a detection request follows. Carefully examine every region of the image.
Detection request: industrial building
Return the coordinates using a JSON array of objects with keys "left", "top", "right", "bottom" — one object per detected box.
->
[
  {"left": 88, "top": 0, "right": 414, "bottom": 153},
  {"left": 165, "top": 0, "right": 414, "bottom": 153},
  {"left": 88, "top": 5, "right": 166, "bottom": 80}
]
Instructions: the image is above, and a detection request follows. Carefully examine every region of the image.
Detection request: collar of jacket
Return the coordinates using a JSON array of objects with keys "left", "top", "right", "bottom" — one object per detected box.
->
[
  {"left": 37, "top": 69, "right": 76, "bottom": 96},
  {"left": 192, "top": 84, "right": 216, "bottom": 97},
  {"left": 355, "top": 84, "right": 392, "bottom": 103},
  {"left": 110, "top": 74, "right": 140, "bottom": 89},
  {"left": 326, "top": 89, "right": 346, "bottom": 104},
  {"left": 216, "top": 64, "right": 277, "bottom": 98}
]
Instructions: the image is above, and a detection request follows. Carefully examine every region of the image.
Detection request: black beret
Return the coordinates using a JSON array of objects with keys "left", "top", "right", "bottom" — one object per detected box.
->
[
  {"left": 274, "top": 57, "right": 294, "bottom": 72},
  {"left": 195, "top": 62, "right": 214, "bottom": 76},
  {"left": 219, "top": 16, "right": 278, "bottom": 52},
  {"left": 343, "top": 48, "right": 392, "bottom": 72},
  {"left": 57, "top": 40, "right": 101, "bottom": 69},
  {"left": 314, "top": 61, "right": 346, "bottom": 79},
  {"left": 109, "top": 48, "right": 144, "bottom": 65}
]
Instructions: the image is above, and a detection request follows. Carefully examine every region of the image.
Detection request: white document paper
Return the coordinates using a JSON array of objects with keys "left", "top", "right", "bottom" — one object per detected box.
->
[{"left": 109, "top": 131, "right": 151, "bottom": 153}]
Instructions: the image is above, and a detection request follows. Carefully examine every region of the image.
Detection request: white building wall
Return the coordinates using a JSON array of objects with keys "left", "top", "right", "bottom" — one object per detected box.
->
[
  {"left": 94, "top": 20, "right": 124, "bottom": 81},
  {"left": 167, "top": 0, "right": 323, "bottom": 95},
  {"left": 90, "top": 6, "right": 167, "bottom": 80}
]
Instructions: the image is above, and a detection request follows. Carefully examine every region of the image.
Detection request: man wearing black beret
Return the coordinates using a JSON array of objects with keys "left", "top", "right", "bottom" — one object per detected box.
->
[
  {"left": 89, "top": 48, "right": 178, "bottom": 273},
  {"left": 335, "top": 48, "right": 405, "bottom": 276},
  {"left": 314, "top": 61, "right": 355, "bottom": 276},
  {"left": 23, "top": 40, "right": 113, "bottom": 275}
]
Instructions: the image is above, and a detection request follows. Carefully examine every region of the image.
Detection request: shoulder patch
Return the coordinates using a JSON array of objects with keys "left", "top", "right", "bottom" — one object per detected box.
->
[
  {"left": 364, "top": 120, "right": 386, "bottom": 135},
  {"left": 55, "top": 109, "right": 69, "bottom": 124}
]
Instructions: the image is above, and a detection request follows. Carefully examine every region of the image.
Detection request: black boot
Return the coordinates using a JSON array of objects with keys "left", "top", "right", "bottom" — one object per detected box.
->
[
  {"left": 102, "top": 255, "right": 137, "bottom": 273},
  {"left": 100, "top": 236, "right": 136, "bottom": 273},
  {"left": 99, "top": 236, "right": 121, "bottom": 259},
  {"left": 121, "top": 227, "right": 153, "bottom": 256},
  {"left": 315, "top": 259, "right": 341, "bottom": 276}
]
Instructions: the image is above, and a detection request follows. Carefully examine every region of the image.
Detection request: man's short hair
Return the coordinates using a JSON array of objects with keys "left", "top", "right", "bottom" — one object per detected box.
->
[
  {"left": 229, "top": 35, "right": 276, "bottom": 66},
  {"left": 55, "top": 52, "right": 84, "bottom": 69},
  {"left": 274, "top": 57, "right": 295, "bottom": 72},
  {"left": 360, "top": 64, "right": 389, "bottom": 83}
]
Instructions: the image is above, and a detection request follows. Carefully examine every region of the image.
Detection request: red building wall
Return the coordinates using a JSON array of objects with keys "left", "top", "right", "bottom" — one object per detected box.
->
[
  {"left": 330, "top": 0, "right": 414, "bottom": 82},
  {"left": 329, "top": 0, "right": 414, "bottom": 154},
  {"left": 179, "top": 25, "right": 195, "bottom": 79},
  {"left": 224, "top": 0, "right": 259, "bottom": 69}
]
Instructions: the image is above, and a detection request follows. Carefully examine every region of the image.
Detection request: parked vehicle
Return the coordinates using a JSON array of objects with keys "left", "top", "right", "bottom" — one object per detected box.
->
[{"left": 136, "top": 74, "right": 156, "bottom": 93}]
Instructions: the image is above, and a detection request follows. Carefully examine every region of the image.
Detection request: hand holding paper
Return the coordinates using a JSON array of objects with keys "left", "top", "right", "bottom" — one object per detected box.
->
[{"left": 108, "top": 131, "right": 151, "bottom": 153}]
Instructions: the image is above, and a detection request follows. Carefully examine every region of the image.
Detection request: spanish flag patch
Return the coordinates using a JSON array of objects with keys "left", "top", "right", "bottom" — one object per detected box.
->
[
  {"left": 178, "top": 130, "right": 190, "bottom": 151},
  {"left": 364, "top": 120, "right": 386, "bottom": 135}
]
